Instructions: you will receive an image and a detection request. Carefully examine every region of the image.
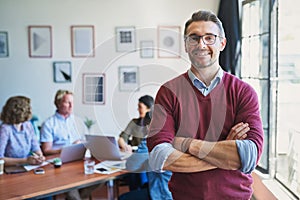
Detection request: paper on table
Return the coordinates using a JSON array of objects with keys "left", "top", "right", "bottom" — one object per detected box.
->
[
  {"left": 94, "top": 162, "right": 122, "bottom": 174},
  {"left": 23, "top": 161, "right": 49, "bottom": 171},
  {"left": 100, "top": 160, "right": 126, "bottom": 169}
]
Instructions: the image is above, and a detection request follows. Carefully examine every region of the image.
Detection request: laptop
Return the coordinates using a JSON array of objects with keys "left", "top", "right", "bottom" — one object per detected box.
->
[
  {"left": 85, "top": 135, "right": 132, "bottom": 161},
  {"left": 48, "top": 143, "right": 87, "bottom": 164}
]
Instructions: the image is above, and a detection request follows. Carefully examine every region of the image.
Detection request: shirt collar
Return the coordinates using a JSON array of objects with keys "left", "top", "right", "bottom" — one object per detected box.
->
[
  {"left": 55, "top": 111, "right": 73, "bottom": 120},
  {"left": 188, "top": 68, "right": 223, "bottom": 89}
]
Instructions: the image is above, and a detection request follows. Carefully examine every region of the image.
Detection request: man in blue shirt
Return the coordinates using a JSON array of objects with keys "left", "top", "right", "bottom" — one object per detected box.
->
[{"left": 40, "top": 90, "right": 86, "bottom": 155}]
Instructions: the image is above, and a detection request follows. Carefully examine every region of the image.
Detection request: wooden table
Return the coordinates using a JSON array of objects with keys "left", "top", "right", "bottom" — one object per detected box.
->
[{"left": 0, "top": 159, "right": 127, "bottom": 200}]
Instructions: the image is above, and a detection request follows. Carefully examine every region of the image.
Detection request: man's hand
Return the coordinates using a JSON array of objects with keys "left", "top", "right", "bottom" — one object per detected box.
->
[{"left": 226, "top": 122, "right": 249, "bottom": 140}]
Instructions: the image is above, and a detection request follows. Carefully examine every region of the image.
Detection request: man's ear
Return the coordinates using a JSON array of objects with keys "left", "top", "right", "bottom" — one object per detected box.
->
[{"left": 220, "top": 37, "right": 227, "bottom": 51}]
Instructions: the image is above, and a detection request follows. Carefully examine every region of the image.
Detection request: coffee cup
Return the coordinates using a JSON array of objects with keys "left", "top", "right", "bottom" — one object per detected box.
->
[{"left": 0, "top": 159, "right": 5, "bottom": 175}]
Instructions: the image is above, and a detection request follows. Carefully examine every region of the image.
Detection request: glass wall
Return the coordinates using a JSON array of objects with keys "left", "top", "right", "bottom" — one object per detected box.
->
[
  {"left": 276, "top": 0, "right": 300, "bottom": 196},
  {"left": 241, "top": 0, "right": 270, "bottom": 173},
  {"left": 241, "top": 0, "right": 300, "bottom": 197}
]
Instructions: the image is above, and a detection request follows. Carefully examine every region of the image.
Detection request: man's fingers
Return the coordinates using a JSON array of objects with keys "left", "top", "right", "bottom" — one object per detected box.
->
[{"left": 227, "top": 122, "right": 249, "bottom": 140}]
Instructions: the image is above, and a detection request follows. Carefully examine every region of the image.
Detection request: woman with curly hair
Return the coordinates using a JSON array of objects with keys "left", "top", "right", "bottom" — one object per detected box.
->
[{"left": 0, "top": 96, "right": 45, "bottom": 166}]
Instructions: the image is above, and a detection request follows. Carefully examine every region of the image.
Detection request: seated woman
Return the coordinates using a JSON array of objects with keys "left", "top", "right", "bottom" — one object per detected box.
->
[
  {"left": 118, "top": 95, "right": 154, "bottom": 152},
  {"left": 0, "top": 96, "right": 45, "bottom": 166},
  {"left": 119, "top": 111, "right": 173, "bottom": 200}
]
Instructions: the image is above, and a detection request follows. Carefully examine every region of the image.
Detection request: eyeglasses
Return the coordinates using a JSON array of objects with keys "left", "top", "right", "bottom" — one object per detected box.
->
[{"left": 185, "top": 34, "right": 221, "bottom": 46}]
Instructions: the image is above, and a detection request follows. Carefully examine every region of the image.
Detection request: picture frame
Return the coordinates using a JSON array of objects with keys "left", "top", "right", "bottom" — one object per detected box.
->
[
  {"left": 28, "top": 26, "right": 52, "bottom": 58},
  {"left": 115, "top": 26, "right": 136, "bottom": 52},
  {"left": 53, "top": 61, "right": 72, "bottom": 83},
  {"left": 119, "top": 66, "right": 139, "bottom": 91},
  {"left": 140, "top": 40, "right": 154, "bottom": 58},
  {"left": 71, "top": 25, "right": 95, "bottom": 57},
  {"left": 83, "top": 73, "right": 105, "bottom": 104},
  {"left": 157, "top": 26, "right": 181, "bottom": 58},
  {"left": 0, "top": 31, "right": 9, "bottom": 57}
]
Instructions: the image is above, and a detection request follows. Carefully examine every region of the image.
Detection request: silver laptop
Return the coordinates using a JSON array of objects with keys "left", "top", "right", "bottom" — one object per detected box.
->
[
  {"left": 48, "top": 143, "right": 86, "bottom": 163},
  {"left": 85, "top": 135, "right": 131, "bottom": 161}
]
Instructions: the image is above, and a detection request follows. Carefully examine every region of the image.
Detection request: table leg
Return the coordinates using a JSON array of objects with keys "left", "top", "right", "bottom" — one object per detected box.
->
[{"left": 107, "top": 179, "right": 115, "bottom": 200}]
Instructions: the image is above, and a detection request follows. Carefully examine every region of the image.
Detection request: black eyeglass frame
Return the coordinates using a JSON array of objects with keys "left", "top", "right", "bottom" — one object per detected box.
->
[{"left": 184, "top": 34, "right": 223, "bottom": 46}]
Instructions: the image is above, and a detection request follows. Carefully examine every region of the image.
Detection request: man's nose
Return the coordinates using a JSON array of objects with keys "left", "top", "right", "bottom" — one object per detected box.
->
[{"left": 197, "top": 37, "right": 207, "bottom": 48}]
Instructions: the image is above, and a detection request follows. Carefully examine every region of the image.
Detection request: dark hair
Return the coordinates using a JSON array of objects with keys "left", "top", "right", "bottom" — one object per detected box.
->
[
  {"left": 1, "top": 96, "right": 32, "bottom": 124},
  {"left": 184, "top": 10, "right": 225, "bottom": 37},
  {"left": 54, "top": 90, "right": 73, "bottom": 108},
  {"left": 138, "top": 95, "right": 154, "bottom": 109},
  {"left": 144, "top": 110, "right": 152, "bottom": 125}
]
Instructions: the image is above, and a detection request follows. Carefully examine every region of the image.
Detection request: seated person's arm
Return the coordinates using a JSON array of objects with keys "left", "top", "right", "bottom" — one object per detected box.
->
[
  {"left": 72, "top": 140, "right": 81, "bottom": 144},
  {"left": 41, "top": 142, "right": 61, "bottom": 155},
  {"left": 118, "top": 132, "right": 132, "bottom": 152},
  {"left": 3, "top": 157, "right": 29, "bottom": 166},
  {"left": 3, "top": 150, "right": 45, "bottom": 167},
  {"left": 40, "top": 122, "right": 61, "bottom": 155}
]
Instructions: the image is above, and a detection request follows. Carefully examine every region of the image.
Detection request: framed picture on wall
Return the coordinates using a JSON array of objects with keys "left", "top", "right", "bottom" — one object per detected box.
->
[
  {"left": 0, "top": 31, "right": 9, "bottom": 57},
  {"left": 53, "top": 61, "right": 72, "bottom": 83},
  {"left": 140, "top": 40, "right": 154, "bottom": 58},
  {"left": 115, "top": 26, "right": 136, "bottom": 52},
  {"left": 28, "top": 26, "right": 52, "bottom": 58},
  {"left": 158, "top": 26, "right": 181, "bottom": 58},
  {"left": 71, "top": 25, "right": 95, "bottom": 57},
  {"left": 119, "top": 66, "right": 139, "bottom": 91},
  {"left": 83, "top": 73, "right": 105, "bottom": 104}
]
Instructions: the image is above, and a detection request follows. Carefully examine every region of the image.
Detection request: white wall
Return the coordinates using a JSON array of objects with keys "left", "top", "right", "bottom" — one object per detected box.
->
[{"left": 0, "top": 0, "right": 220, "bottom": 136}]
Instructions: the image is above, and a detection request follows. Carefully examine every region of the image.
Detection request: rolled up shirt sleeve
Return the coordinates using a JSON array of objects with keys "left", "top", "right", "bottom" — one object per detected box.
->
[
  {"left": 148, "top": 142, "right": 175, "bottom": 172},
  {"left": 236, "top": 140, "right": 258, "bottom": 174}
]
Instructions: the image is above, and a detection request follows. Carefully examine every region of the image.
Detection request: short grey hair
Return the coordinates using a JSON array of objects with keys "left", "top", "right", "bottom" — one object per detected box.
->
[{"left": 184, "top": 10, "right": 225, "bottom": 38}]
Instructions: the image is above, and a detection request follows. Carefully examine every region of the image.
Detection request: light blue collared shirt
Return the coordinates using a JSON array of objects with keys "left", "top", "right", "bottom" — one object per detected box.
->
[
  {"left": 149, "top": 69, "right": 257, "bottom": 174},
  {"left": 187, "top": 68, "right": 223, "bottom": 96},
  {"left": 40, "top": 112, "right": 87, "bottom": 150}
]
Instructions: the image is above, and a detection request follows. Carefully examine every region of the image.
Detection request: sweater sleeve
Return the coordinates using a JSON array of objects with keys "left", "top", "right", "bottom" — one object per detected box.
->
[
  {"left": 235, "top": 81, "right": 264, "bottom": 163},
  {"left": 147, "top": 85, "right": 177, "bottom": 152}
]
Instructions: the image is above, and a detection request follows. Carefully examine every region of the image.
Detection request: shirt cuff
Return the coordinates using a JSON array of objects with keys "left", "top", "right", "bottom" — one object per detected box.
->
[
  {"left": 236, "top": 140, "right": 258, "bottom": 174},
  {"left": 148, "top": 143, "right": 175, "bottom": 172}
]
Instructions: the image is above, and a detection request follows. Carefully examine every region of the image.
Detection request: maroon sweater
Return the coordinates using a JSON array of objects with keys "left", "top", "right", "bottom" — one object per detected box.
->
[{"left": 147, "top": 72, "right": 264, "bottom": 200}]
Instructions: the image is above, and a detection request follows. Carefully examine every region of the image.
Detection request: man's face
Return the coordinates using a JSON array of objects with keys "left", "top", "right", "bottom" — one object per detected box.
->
[
  {"left": 185, "top": 21, "right": 226, "bottom": 70},
  {"left": 57, "top": 94, "right": 73, "bottom": 116}
]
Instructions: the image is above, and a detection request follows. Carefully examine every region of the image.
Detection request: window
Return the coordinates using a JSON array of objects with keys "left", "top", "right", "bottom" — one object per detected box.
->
[
  {"left": 241, "top": 0, "right": 270, "bottom": 173},
  {"left": 276, "top": 0, "right": 300, "bottom": 196},
  {"left": 241, "top": 0, "right": 300, "bottom": 198}
]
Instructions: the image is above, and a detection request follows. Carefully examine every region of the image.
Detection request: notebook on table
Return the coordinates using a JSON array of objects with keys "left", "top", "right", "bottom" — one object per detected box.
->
[
  {"left": 85, "top": 135, "right": 132, "bottom": 161},
  {"left": 5, "top": 166, "right": 27, "bottom": 174}
]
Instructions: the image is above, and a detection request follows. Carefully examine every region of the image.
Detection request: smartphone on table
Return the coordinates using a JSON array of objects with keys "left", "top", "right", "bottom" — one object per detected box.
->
[{"left": 34, "top": 168, "right": 45, "bottom": 174}]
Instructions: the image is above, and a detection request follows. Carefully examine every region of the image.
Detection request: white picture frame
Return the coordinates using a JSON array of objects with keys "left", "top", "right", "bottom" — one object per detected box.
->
[
  {"left": 0, "top": 31, "right": 9, "bottom": 57},
  {"left": 28, "top": 26, "right": 52, "bottom": 58},
  {"left": 140, "top": 40, "right": 154, "bottom": 58},
  {"left": 71, "top": 25, "right": 95, "bottom": 57},
  {"left": 115, "top": 26, "right": 136, "bottom": 52},
  {"left": 83, "top": 73, "right": 105, "bottom": 104},
  {"left": 158, "top": 26, "right": 181, "bottom": 58},
  {"left": 119, "top": 66, "right": 139, "bottom": 91}
]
